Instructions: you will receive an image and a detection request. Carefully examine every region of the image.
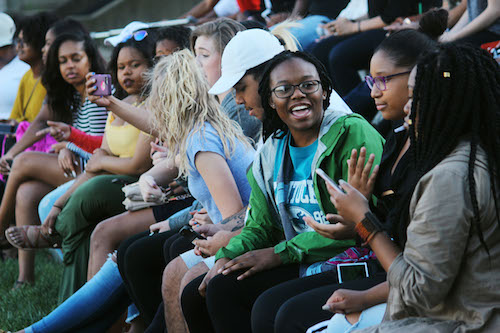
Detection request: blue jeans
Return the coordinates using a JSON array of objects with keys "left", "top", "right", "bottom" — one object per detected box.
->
[
  {"left": 278, "top": 15, "right": 330, "bottom": 51},
  {"left": 25, "top": 258, "right": 130, "bottom": 333},
  {"left": 326, "top": 303, "right": 386, "bottom": 333},
  {"left": 38, "top": 180, "right": 75, "bottom": 222}
]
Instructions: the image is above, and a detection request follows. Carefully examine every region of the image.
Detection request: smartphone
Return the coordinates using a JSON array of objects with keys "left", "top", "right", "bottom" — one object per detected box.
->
[
  {"left": 337, "top": 263, "right": 369, "bottom": 283},
  {"left": 179, "top": 225, "right": 207, "bottom": 242},
  {"left": 92, "top": 74, "right": 112, "bottom": 96},
  {"left": 315, "top": 169, "right": 343, "bottom": 193}
]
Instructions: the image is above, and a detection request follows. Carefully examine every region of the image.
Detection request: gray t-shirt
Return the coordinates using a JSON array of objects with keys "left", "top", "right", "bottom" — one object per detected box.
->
[
  {"left": 221, "top": 90, "right": 262, "bottom": 144},
  {"left": 468, "top": 0, "right": 500, "bottom": 35}
]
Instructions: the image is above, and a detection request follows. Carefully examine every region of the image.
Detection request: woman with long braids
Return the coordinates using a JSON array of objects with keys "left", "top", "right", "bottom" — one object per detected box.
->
[
  {"left": 181, "top": 50, "right": 384, "bottom": 333},
  {"left": 249, "top": 10, "right": 449, "bottom": 333},
  {"left": 325, "top": 43, "right": 500, "bottom": 331}
]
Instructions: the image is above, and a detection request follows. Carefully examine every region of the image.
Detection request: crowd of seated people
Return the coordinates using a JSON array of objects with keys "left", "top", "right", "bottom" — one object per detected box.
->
[{"left": 0, "top": 0, "right": 499, "bottom": 332}]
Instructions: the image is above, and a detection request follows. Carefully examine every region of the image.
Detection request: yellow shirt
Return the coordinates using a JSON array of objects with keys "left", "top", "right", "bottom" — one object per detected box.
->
[
  {"left": 104, "top": 113, "right": 141, "bottom": 158},
  {"left": 9, "top": 69, "right": 47, "bottom": 122}
]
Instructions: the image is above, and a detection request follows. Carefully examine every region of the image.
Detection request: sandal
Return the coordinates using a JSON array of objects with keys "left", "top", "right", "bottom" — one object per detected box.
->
[
  {"left": 12, "top": 280, "right": 34, "bottom": 290},
  {"left": 5, "top": 225, "right": 61, "bottom": 250}
]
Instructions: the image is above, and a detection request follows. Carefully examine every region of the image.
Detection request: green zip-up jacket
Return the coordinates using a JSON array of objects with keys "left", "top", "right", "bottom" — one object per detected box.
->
[{"left": 215, "top": 110, "right": 385, "bottom": 264}]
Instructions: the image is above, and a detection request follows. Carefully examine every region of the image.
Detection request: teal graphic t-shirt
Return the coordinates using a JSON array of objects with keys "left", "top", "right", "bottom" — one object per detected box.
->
[{"left": 273, "top": 136, "right": 326, "bottom": 235}]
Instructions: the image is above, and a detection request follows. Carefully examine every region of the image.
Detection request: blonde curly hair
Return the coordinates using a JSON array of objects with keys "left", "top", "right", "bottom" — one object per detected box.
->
[{"left": 146, "top": 49, "right": 250, "bottom": 178}]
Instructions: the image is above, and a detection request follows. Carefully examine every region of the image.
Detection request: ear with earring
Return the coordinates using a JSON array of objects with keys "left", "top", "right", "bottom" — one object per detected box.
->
[{"left": 270, "top": 103, "right": 275, "bottom": 109}]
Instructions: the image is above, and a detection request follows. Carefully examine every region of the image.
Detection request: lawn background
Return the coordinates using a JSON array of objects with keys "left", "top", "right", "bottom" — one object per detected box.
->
[{"left": 0, "top": 251, "right": 61, "bottom": 331}]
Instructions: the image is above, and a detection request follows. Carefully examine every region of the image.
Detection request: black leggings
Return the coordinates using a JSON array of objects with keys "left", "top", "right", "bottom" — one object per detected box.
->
[
  {"left": 181, "top": 264, "right": 300, "bottom": 333},
  {"left": 117, "top": 230, "right": 194, "bottom": 325},
  {"left": 253, "top": 272, "right": 387, "bottom": 333}
]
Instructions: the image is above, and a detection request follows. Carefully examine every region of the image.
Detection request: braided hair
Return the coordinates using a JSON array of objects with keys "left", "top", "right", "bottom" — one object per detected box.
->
[
  {"left": 258, "top": 51, "right": 333, "bottom": 140},
  {"left": 395, "top": 43, "right": 500, "bottom": 250}
]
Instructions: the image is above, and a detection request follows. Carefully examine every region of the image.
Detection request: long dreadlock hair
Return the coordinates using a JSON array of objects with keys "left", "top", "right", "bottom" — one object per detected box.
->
[{"left": 394, "top": 43, "right": 500, "bottom": 250}]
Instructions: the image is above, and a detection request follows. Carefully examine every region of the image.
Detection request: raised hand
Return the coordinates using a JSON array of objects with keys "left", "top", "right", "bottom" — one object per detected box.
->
[{"left": 347, "top": 147, "right": 379, "bottom": 199}]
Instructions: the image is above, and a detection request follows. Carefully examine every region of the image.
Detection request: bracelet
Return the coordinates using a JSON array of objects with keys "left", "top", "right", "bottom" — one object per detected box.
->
[
  {"left": 355, "top": 220, "right": 371, "bottom": 241},
  {"left": 362, "top": 230, "right": 379, "bottom": 246},
  {"left": 355, "top": 212, "right": 383, "bottom": 242},
  {"left": 358, "top": 21, "right": 361, "bottom": 33}
]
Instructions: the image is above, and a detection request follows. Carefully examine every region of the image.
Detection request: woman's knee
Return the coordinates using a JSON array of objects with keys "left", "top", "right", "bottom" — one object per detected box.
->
[
  {"left": 90, "top": 219, "right": 118, "bottom": 250},
  {"left": 10, "top": 151, "right": 38, "bottom": 178},
  {"left": 205, "top": 272, "right": 239, "bottom": 306}
]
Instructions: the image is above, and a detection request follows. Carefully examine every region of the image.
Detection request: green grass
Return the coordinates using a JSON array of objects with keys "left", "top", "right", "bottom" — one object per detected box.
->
[{"left": 0, "top": 250, "right": 62, "bottom": 331}]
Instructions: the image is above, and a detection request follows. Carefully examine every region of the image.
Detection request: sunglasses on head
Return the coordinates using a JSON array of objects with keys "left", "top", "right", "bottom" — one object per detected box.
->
[{"left": 122, "top": 30, "right": 148, "bottom": 43}]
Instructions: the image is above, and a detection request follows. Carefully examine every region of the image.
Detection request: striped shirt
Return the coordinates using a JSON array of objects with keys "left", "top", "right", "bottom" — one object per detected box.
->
[{"left": 71, "top": 95, "right": 108, "bottom": 136}]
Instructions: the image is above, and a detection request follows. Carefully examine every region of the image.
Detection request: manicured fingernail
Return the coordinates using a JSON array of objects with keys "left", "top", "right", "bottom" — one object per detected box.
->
[
  {"left": 322, "top": 304, "right": 330, "bottom": 311},
  {"left": 71, "top": 171, "right": 76, "bottom": 178}
]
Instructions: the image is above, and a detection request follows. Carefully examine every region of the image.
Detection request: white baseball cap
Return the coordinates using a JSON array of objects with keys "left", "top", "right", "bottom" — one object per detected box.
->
[
  {"left": 104, "top": 21, "right": 149, "bottom": 47},
  {"left": 209, "top": 29, "right": 285, "bottom": 95},
  {"left": 0, "top": 13, "right": 16, "bottom": 48}
]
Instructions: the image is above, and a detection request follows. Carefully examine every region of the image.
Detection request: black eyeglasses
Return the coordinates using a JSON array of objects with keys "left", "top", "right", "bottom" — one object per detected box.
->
[
  {"left": 271, "top": 80, "right": 321, "bottom": 98},
  {"left": 365, "top": 71, "right": 411, "bottom": 91}
]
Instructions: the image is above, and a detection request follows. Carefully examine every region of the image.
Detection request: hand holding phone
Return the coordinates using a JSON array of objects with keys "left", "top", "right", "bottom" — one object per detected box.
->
[
  {"left": 315, "top": 169, "right": 344, "bottom": 193},
  {"left": 179, "top": 225, "right": 207, "bottom": 243},
  {"left": 91, "top": 74, "right": 112, "bottom": 96}
]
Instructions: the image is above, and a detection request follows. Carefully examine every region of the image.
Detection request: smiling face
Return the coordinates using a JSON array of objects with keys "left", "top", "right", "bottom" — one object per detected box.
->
[
  {"left": 58, "top": 40, "right": 90, "bottom": 87},
  {"left": 369, "top": 51, "right": 411, "bottom": 121},
  {"left": 194, "top": 35, "right": 221, "bottom": 88},
  {"left": 42, "top": 28, "right": 55, "bottom": 65},
  {"left": 269, "top": 57, "right": 325, "bottom": 146},
  {"left": 117, "top": 46, "right": 149, "bottom": 95},
  {"left": 234, "top": 74, "right": 265, "bottom": 121}
]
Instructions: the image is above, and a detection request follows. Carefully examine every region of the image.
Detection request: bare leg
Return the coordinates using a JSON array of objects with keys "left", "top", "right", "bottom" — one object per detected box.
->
[
  {"left": 87, "top": 208, "right": 155, "bottom": 280},
  {"left": 163, "top": 256, "right": 189, "bottom": 333},
  {"left": 179, "top": 262, "right": 209, "bottom": 294},
  {"left": 16, "top": 181, "right": 54, "bottom": 283},
  {"left": 0, "top": 152, "right": 76, "bottom": 233}
]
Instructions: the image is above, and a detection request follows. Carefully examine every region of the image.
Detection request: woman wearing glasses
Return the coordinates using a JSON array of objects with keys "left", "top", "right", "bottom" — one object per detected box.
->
[
  {"left": 260, "top": 11, "right": 449, "bottom": 333},
  {"left": 191, "top": 50, "right": 384, "bottom": 333}
]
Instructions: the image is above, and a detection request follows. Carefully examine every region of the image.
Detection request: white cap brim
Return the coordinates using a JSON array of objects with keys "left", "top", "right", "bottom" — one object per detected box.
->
[
  {"left": 0, "top": 38, "right": 12, "bottom": 47},
  {"left": 208, "top": 69, "right": 246, "bottom": 95}
]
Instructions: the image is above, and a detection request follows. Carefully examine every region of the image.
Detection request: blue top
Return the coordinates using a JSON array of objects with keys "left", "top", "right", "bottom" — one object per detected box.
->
[
  {"left": 273, "top": 135, "right": 326, "bottom": 235},
  {"left": 186, "top": 122, "right": 255, "bottom": 223}
]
